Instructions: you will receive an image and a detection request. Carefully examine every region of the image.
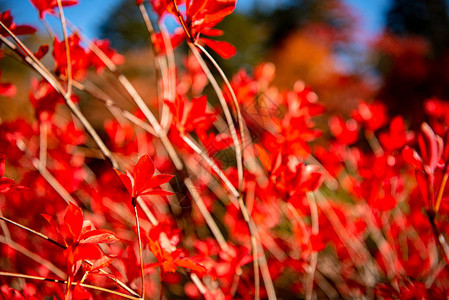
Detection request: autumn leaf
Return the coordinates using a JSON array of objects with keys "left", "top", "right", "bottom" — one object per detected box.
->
[{"left": 114, "top": 154, "right": 174, "bottom": 205}]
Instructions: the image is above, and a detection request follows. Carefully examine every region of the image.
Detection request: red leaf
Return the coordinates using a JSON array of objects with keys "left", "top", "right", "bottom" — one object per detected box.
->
[
  {"left": 29, "top": 0, "right": 79, "bottom": 19},
  {"left": 114, "top": 169, "right": 133, "bottom": 196},
  {"left": 133, "top": 155, "right": 156, "bottom": 196},
  {"left": 0, "top": 154, "right": 4, "bottom": 177},
  {"left": 34, "top": 44, "right": 49, "bottom": 60},
  {"left": 114, "top": 155, "right": 174, "bottom": 200},
  {"left": 89, "top": 255, "right": 115, "bottom": 272},
  {"left": 73, "top": 283, "right": 93, "bottom": 300},
  {"left": 63, "top": 202, "right": 84, "bottom": 243},
  {"left": 79, "top": 229, "right": 118, "bottom": 244},
  {"left": 73, "top": 244, "right": 104, "bottom": 262},
  {"left": 200, "top": 38, "right": 237, "bottom": 59},
  {"left": 175, "top": 258, "right": 207, "bottom": 274}
]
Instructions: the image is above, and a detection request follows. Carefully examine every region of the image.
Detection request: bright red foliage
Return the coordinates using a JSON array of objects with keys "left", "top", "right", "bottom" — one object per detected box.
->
[
  {"left": 0, "top": 10, "right": 36, "bottom": 37},
  {"left": 42, "top": 202, "right": 118, "bottom": 277},
  {"left": 114, "top": 155, "right": 174, "bottom": 204},
  {"left": 3, "top": 3, "right": 449, "bottom": 300},
  {"left": 28, "top": 0, "right": 78, "bottom": 19}
]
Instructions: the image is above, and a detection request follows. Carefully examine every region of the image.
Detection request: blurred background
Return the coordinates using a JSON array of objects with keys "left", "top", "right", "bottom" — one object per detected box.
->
[{"left": 2, "top": 0, "right": 449, "bottom": 127}]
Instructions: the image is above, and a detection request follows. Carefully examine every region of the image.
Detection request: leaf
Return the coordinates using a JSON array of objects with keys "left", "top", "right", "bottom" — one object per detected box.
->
[
  {"left": 89, "top": 255, "right": 115, "bottom": 272},
  {"left": 114, "top": 155, "right": 174, "bottom": 200},
  {"left": 73, "top": 244, "right": 104, "bottom": 262},
  {"left": 41, "top": 213, "right": 64, "bottom": 245},
  {"left": 0, "top": 154, "right": 4, "bottom": 177},
  {"left": 140, "top": 189, "right": 175, "bottom": 196},
  {"left": 175, "top": 258, "right": 207, "bottom": 274},
  {"left": 133, "top": 155, "right": 156, "bottom": 196},
  {"left": 34, "top": 44, "right": 49, "bottom": 60},
  {"left": 113, "top": 169, "right": 133, "bottom": 196},
  {"left": 72, "top": 283, "right": 93, "bottom": 300},
  {"left": 201, "top": 38, "right": 237, "bottom": 59},
  {"left": 63, "top": 202, "right": 84, "bottom": 243},
  {"left": 148, "top": 236, "right": 163, "bottom": 261},
  {"left": 79, "top": 229, "right": 118, "bottom": 244},
  {"left": 144, "top": 174, "right": 175, "bottom": 190}
]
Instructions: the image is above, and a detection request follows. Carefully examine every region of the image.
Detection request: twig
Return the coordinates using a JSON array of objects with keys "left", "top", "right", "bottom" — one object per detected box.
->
[
  {"left": 194, "top": 43, "right": 245, "bottom": 191},
  {"left": 15, "top": 139, "right": 77, "bottom": 205},
  {"left": 0, "top": 216, "right": 65, "bottom": 248},
  {"left": 251, "top": 222, "right": 277, "bottom": 300},
  {"left": 306, "top": 192, "right": 319, "bottom": 300},
  {"left": 64, "top": 276, "right": 72, "bottom": 300},
  {"left": 159, "top": 22, "right": 176, "bottom": 129},
  {"left": 137, "top": 3, "right": 163, "bottom": 102},
  {"left": 427, "top": 210, "right": 449, "bottom": 264},
  {"left": 56, "top": 0, "right": 73, "bottom": 97},
  {"left": 39, "top": 122, "right": 48, "bottom": 170},
  {"left": 435, "top": 173, "right": 448, "bottom": 212},
  {"left": 188, "top": 44, "right": 243, "bottom": 190},
  {"left": 184, "top": 178, "right": 230, "bottom": 252},
  {"left": 0, "top": 29, "right": 119, "bottom": 169},
  {"left": 181, "top": 133, "right": 239, "bottom": 198},
  {"left": 315, "top": 191, "right": 378, "bottom": 287},
  {"left": 133, "top": 201, "right": 146, "bottom": 298}
]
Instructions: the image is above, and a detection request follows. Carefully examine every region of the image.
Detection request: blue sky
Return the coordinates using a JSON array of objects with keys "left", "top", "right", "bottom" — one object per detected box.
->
[{"left": 7, "top": 0, "right": 390, "bottom": 39}]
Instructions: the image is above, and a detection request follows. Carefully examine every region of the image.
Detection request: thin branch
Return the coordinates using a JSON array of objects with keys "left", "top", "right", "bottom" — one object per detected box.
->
[
  {"left": 16, "top": 139, "right": 77, "bottom": 205},
  {"left": 0, "top": 216, "right": 65, "bottom": 248},
  {"left": 306, "top": 192, "right": 319, "bottom": 300},
  {"left": 137, "top": 3, "right": 163, "bottom": 102},
  {"left": 188, "top": 44, "right": 243, "bottom": 191},
  {"left": 194, "top": 43, "right": 245, "bottom": 191},
  {"left": 0, "top": 211, "right": 11, "bottom": 242},
  {"left": 133, "top": 202, "right": 146, "bottom": 298},
  {"left": 435, "top": 172, "right": 448, "bottom": 212},
  {"left": 0, "top": 21, "right": 55, "bottom": 83},
  {"left": 72, "top": 80, "right": 157, "bottom": 136},
  {"left": 159, "top": 22, "right": 176, "bottom": 129},
  {"left": 238, "top": 197, "right": 260, "bottom": 300},
  {"left": 172, "top": 0, "right": 192, "bottom": 41},
  {"left": 251, "top": 221, "right": 277, "bottom": 300},
  {"left": 64, "top": 276, "right": 71, "bottom": 300},
  {"left": 39, "top": 122, "right": 48, "bottom": 170},
  {"left": 184, "top": 177, "right": 230, "bottom": 252},
  {"left": 181, "top": 133, "right": 239, "bottom": 198},
  {"left": 0, "top": 29, "right": 119, "bottom": 169},
  {"left": 315, "top": 191, "right": 378, "bottom": 287},
  {"left": 56, "top": 0, "right": 73, "bottom": 97}
]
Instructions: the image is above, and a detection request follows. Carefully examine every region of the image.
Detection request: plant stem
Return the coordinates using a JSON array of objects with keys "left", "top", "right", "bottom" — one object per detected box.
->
[
  {"left": 305, "top": 192, "right": 318, "bottom": 300},
  {"left": 39, "top": 122, "right": 48, "bottom": 170},
  {"left": 134, "top": 203, "right": 146, "bottom": 298},
  {"left": 188, "top": 44, "right": 243, "bottom": 191},
  {"left": 435, "top": 172, "right": 448, "bottom": 212},
  {"left": 65, "top": 276, "right": 72, "bottom": 300},
  {"left": 181, "top": 133, "right": 239, "bottom": 198},
  {"left": 171, "top": 0, "right": 192, "bottom": 41},
  {"left": 0, "top": 216, "right": 65, "bottom": 248},
  {"left": 137, "top": 3, "right": 164, "bottom": 103},
  {"left": 194, "top": 43, "right": 246, "bottom": 191},
  {"left": 56, "top": 0, "right": 73, "bottom": 97},
  {"left": 0, "top": 28, "right": 119, "bottom": 169},
  {"left": 184, "top": 178, "right": 230, "bottom": 252}
]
